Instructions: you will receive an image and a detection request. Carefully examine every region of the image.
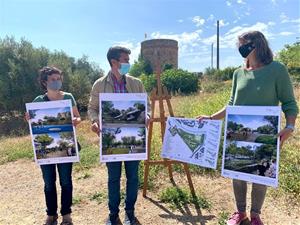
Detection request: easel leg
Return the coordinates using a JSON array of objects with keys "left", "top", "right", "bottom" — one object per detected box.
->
[
  {"left": 143, "top": 160, "right": 149, "bottom": 197},
  {"left": 183, "top": 163, "right": 196, "bottom": 197}
]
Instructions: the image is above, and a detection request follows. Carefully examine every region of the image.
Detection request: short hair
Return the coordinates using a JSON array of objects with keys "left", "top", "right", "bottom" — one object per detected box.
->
[
  {"left": 238, "top": 31, "right": 273, "bottom": 65},
  {"left": 38, "top": 66, "right": 62, "bottom": 90},
  {"left": 107, "top": 46, "right": 131, "bottom": 66}
]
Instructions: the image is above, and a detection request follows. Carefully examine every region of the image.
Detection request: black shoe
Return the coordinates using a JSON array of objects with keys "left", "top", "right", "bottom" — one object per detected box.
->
[
  {"left": 43, "top": 215, "right": 58, "bottom": 225},
  {"left": 124, "top": 212, "right": 138, "bottom": 225},
  {"left": 105, "top": 214, "right": 121, "bottom": 225}
]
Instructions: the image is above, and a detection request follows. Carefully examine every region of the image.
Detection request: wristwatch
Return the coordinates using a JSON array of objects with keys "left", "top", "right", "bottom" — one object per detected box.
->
[{"left": 285, "top": 124, "right": 295, "bottom": 132}]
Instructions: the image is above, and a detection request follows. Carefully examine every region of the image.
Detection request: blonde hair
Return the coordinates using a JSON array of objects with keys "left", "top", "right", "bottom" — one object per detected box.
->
[{"left": 238, "top": 31, "right": 273, "bottom": 66}]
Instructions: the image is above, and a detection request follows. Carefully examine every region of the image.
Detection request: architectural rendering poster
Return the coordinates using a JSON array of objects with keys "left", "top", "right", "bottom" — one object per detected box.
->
[
  {"left": 162, "top": 117, "right": 222, "bottom": 169},
  {"left": 222, "top": 106, "right": 281, "bottom": 187},
  {"left": 99, "top": 93, "right": 147, "bottom": 162},
  {"left": 26, "top": 100, "right": 79, "bottom": 165}
]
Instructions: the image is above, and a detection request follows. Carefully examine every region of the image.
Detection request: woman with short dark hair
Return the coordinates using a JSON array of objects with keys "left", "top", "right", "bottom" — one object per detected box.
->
[{"left": 26, "top": 66, "right": 81, "bottom": 225}]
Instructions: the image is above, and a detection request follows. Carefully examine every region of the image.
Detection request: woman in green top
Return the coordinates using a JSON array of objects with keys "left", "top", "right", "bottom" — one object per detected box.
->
[
  {"left": 197, "top": 31, "right": 298, "bottom": 225},
  {"left": 26, "top": 66, "right": 81, "bottom": 225}
]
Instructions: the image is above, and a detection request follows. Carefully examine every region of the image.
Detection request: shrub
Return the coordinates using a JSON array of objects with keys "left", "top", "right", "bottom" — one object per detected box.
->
[
  {"left": 161, "top": 69, "right": 199, "bottom": 94},
  {"left": 255, "top": 135, "right": 277, "bottom": 145},
  {"left": 204, "top": 67, "right": 238, "bottom": 81},
  {"left": 140, "top": 74, "right": 157, "bottom": 92}
]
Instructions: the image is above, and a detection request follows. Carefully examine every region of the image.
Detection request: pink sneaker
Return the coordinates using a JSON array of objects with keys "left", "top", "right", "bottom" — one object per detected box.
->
[
  {"left": 251, "top": 215, "right": 264, "bottom": 225},
  {"left": 227, "top": 212, "right": 248, "bottom": 225}
]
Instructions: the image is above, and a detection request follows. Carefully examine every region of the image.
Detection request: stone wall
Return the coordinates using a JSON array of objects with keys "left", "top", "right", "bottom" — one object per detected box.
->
[{"left": 141, "top": 39, "right": 178, "bottom": 72}]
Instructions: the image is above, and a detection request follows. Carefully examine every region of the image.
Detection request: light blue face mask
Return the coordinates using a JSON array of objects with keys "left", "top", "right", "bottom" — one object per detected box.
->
[
  {"left": 47, "top": 80, "right": 62, "bottom": 91},
  {"left": 118, "top": 63, "right": 130, "bottom": 75}
]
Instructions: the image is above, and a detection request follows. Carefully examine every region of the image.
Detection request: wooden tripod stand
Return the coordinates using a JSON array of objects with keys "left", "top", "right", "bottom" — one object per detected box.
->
[{"left": 142, "top": 64, "right": 196, "bottom": 197}]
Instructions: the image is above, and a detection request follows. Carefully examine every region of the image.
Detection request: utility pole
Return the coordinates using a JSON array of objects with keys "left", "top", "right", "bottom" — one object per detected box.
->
[
  {"left": 217, "top": 20, "right": 220, "bottom": 70},
  {"left": 211, "top": 43, "right": 214, "bottom": 69}
]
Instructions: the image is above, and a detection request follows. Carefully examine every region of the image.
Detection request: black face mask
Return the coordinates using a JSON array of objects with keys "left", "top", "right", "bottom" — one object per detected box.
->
[{"left": 238, "top": 42, "right": 255, "bottom": 58}]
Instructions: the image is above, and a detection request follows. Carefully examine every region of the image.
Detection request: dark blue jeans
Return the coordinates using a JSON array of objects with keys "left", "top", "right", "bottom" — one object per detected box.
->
[
  {"left": 106, "top": 161, "right": 140, "bottom": 215},
  {"left": 40, "top": 163, "right": 73, "bottom": 216}
]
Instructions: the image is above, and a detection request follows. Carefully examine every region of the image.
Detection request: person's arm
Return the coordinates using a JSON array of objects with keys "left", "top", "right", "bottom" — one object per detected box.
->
[
  {"left": 196, "top": 107, "right": 226, "bottom": 120},
  {"left": 278, "top": 115, "right": 297, "bottom": 148},
  {"left": 68, "top": 93, "right": 81, "bottom": 127},
  {"left": 88, "top": 81, "right": 101, "bottom": 135},
  {"left": 72, "top": 106, "right": 81, "bottom": 127},
  {"left": 275, "top": 64, "right": 299, "bottom": 147}
]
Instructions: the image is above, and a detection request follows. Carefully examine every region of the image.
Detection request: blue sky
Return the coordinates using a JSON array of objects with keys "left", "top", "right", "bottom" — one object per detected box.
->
[
  {"left": 228, "top": 114, "right": 275, "bottom": 129},
  {"left": 31, "top": 107, "right": 70, "bottom": 123},
  {"left": 105, "top": 101, "right": 144, "bottom": 111},
  {"left": 1, "top": 0, "right": 299, "bottom": 73},
  {"left": 103, "top": 127, "right": 144, "bottom": 141}
]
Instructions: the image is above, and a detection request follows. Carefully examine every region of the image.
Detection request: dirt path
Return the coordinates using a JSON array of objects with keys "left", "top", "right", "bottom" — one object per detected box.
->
[{"left": 0, "top": 160, "right": 299, "bottom": 225}]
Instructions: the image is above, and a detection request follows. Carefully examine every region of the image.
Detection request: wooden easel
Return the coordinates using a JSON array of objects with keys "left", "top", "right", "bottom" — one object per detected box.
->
[{"left": 142, "top": 62, "right": 196, "bottom": 197}]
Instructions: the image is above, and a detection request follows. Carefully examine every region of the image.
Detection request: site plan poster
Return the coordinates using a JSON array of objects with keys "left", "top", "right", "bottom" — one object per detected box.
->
[{"left": 162, "top": 117, "right": 222, "bottom": 169}]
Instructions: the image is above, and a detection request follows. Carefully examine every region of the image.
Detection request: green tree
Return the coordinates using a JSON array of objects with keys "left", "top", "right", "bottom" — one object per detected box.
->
[
  {"left": 102, "top": 133, "right": 116, "bottom": 148},
  {"left": 276, "top": 42, "right": 300, "bottom": 82},
  {"left": 34, "top": 134, "right": 54, "bottom": 151},
  {"left": 102, "top": 101, "right": 114, "bottom": 114},
  {"left": 161, "top": 69, "right": 199, "bottom": 94},
  {"left": 140, "top": 74, "right": 156, "bottom": 92},
  {"left": 138, "top": 128, "right": 146, "bottom": 146},
  {"left": 0, "top": 36, "right": 104, "bottom": 114},
  {"left": 129, "top": 56, "right": 153, "bottom": 77},
  {"left": 134, "top": 102, "right": 145, "bottom": 111}
]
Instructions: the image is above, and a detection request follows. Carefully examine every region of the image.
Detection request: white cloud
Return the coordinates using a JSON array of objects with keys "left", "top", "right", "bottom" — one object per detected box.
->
[
  {"left": 218, "top": 19, "right": 230, "bottom": 27},
  {"left": 226, "top": 1, "right": 232, "bottom": 6},
  {"left": 112, "top": 41, "right": 140, "bottom": 63},
  {"left": 280, "top": 12, "right": 289, "bottom": 23},
  {"left": 237, "top": 0, "right": 246, "bottom": 4},
  {"left": 279, "top": 31, "right": 294, "bottom": 36},
  {"left": 202, "top": 22, "right": 272, "bottom": 49},
  {"left": 192, "top": 16, "right": 205, "bottom": 27},
  {"left": 177, "top": 19, "right": 184, "bottom": 23},
  {"left": 207, "top": 14, "right": 215, "bottom": 21},
  {"left": 268, "top": 21, "right": 276, "bottom": 26},
  {"left": 151, "top": 30, "right": 202, "bottom": 45}
]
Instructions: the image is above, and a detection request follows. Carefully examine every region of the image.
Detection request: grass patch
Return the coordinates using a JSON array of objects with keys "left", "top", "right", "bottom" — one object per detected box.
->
[
  {"left": 76, "top": 171, "right": 91, "bottom": 180},
  {"left": 0, "top": 136, "right": 33, "bottom": 164},
  {"left": 73, "top": 135, "right": 99, "bottom": 172},
  {"left": 159, "top": 186, "right": 211, "bottom": 210},
  {"left": 72, "top": 195, "right": 82, "bottom": 205},
  {"left": 89, "top": 191, "right": 106, "bottom": 204},
  {"left": 218, "top": 211, "right": 230, "bottom": 225}
]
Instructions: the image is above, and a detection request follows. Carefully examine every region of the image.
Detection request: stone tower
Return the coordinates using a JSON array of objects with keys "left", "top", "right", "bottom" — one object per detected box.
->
[{"left": 140, "top": 39, "right": 178, "bottom": 72}]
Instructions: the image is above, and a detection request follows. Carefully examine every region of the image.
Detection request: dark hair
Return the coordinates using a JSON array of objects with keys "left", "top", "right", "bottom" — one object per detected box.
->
[
  {"left": 107, "top": 46, "right": 131, "bottom": 66},
  {"left": 38, "top": 66, "right": 62, "bottom": 90},
  {"left": 238, "top": 31, "right": 273, "bottom": 66}
]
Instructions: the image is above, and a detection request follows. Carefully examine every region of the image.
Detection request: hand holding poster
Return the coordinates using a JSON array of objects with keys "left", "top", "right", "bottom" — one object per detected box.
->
[
  {"left": 221, "top": 106, "right": 281, "bottom": 187},
  {"left": 26, "top": 100, "right": 79, "bottom": 165},
  {"left": 162, "top": 117, "right": 222, "bottom": 169},
  {"left": 99, "top": 93, "right": 148, "bottom": 162}
]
